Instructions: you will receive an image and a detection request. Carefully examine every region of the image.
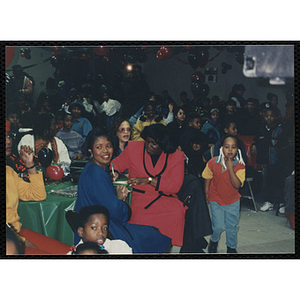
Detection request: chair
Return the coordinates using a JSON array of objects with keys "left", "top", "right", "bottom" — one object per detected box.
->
[{"left": 243, "top": 177, "right": 258, "bottom": 212}]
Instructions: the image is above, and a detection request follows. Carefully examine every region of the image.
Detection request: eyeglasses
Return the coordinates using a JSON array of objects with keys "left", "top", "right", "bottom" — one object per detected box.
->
[{"left": 118, "top": 127, "right": 131, "bottom": 133}]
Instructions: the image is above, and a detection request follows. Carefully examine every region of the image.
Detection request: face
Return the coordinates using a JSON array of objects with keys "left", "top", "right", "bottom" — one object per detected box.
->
[
  {"left": 103, "top": 93, "right": 109, "bottom": 102},
  {"left": 89, "top": 136, "right": 113, "bottom": 169},
  {"left": 71, "top": 105, "right": 82, "bottom": 119},
  {"left": 176, "top": 109, "right": 186, "bottom": 123},
  {"left": 263, "top": 110, "right": 276, "bottom": 127},
  {"left": 270, "top": 96, "right": 278, "bottom": 106},
  {"left": 116, "top": 121, "right": 131, "bottom": 143},
  {"left": 210, "top": 111, "right": 219, "bottom": 123},
  {"left": 63, "top": 115, "right": 73, "bottom": 131},
  {"left": 8, "top": 114, "right": 19, "bottom": 127},
  {"left": 42, "top": 101, "right": 51, "bottom": 114},
  {"left": 246, "top": 102, "right": 255, "bottom": 113},
  {"left": 226, "top": 104, "right": 236, "bottom": 113},
  {"left": 149, "top": 95, "right": 156, "bottom": 102},
  {"left": 78, "top": 213, "right": 108, "bottom": 246},
  {"left": 189, "top": 118, "right": 201, "bottom": 130},
  {"left": 6, "top": 131, "right": 12, "bottom": 156},
  {"left": 225, "top": 123, "right": 238, "bottom": 136},
  {"left": 223, "top": 137, "right": 238, "bottom": 159},
  {"left": 145, "top": 137, "right": 162, "bottom": 156},
  {"left": 145, "top": 105, "right": 156, "bottom": 119}
]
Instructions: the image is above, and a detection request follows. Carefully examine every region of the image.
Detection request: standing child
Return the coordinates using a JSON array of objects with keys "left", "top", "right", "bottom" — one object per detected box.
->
[
  {"left": 56, "top": 111, "right": 85, "bottom": 161},
  {"left": 202, "top": 135, "right": 245, "bottom": 253},
  {"left": 250, "top": 103, "right": 288, "bottom": 212},
  {"left": 67, "top": 205, "right": 133, "bottom": 255}
]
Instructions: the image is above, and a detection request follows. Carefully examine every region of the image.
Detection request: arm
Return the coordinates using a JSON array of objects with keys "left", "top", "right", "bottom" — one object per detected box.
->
[
  {"left": 55, "top": 137, "right": 71, "bottom": 165},
  {"left": 131, "top": 121, "right": 145, "bottom": 141},
  {"left": 204, "top": 178, "right": 212, "bottom": 203},
  {"left": 225, "top": 158, "right": 242, "bottom": 189}
]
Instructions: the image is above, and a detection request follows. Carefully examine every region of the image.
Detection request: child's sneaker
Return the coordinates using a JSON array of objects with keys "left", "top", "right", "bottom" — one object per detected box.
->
[
  {"left": 260, "top": 201, "right": 274, "bottom": 212},
  {"left": 227, "top": 246, "right": 238, "bottom": 254}
]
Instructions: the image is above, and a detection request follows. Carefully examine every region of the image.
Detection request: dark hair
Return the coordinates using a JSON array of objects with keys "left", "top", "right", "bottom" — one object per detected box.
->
[
  {"left": 111, "top": 117, "right": 131, "bottom": 135},
  {"left": 187, "top": 113, "right": 201, "bottom": 123},
  {"left": 73, "top": 241, "right": 108, "bottom": 255},
  {"left": 221, "top": 134, "right": 239, "bottom": 148},
  {"left": 223, "top": 121, "right": 236, "bottom": 130},
  {"left": 143, "top": 101, "right": 156, "bottom": 112},
  {"left": 81, "top": 127, "right": 114, "bottom": 157},
  {"left": 140, "top": 123, "right": 176, "bottom": 153},
  {"left": 174, "top": 105, "right": 186, "bottom": 116},
  {"left": 78, "top": 205, "right": 110, "bottom": 228},
  {"left": 6, "top": 225, "right": 23, "bottom": 255},
  {"left": 226, "top": 99, "right": 237, "bottom": 107},
  {"left": 267, "top": 93, "right": 278, "bottom": 101},
  {"left": 33, "top": 113, "right": 55, "bottom": 137},
  {"left": 260, "top": 102, "right": 278, "bottom": 116},
  {"left": 232, "top": 84, "right": 246, "bottom": 92}
]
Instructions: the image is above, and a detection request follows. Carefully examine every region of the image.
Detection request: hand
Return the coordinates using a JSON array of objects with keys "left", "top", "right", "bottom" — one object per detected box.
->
[
  {"left": 128, "top": 177, "right": 148, "bottom": 186},
  {"left": 168, "top": 103, "right": 174, "bottom": 113},
  {"left": 19, "top": 145, "right": 34, "bottom": 168},
  {"left": 205, "top": 193, "right": 209, "bottom": 204},
  {"left": 250, "top": 145, "right": 257, "bottom": 155},
  {"left": 116, "top": 185, "right": 131, "bottom": 201},
  {"left": 110, "top": 171, "right": 120, "bottom": 182},
  {"left": 224, "top": 157, "right": 234, "bottom": 169}
]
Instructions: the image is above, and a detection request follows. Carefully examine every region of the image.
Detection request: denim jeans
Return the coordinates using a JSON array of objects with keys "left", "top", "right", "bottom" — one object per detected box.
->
[{"left": 209, "top": 199, "right": 240, "bottom": 249}]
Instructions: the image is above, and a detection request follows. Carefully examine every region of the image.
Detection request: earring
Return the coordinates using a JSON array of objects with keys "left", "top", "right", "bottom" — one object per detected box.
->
[{"left": 90, "top": 153, "right": 93, "bottom": 158}]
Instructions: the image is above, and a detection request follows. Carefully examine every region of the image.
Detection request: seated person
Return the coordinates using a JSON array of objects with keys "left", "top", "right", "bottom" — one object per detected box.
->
[
  {"left": 6, "top": 121, "right": 70, "bottom": 255},
  {"left": 56, "top": 111, "right": 85, "bottom": 161},
  {"left": 17, "top": 113, "right": 71, "bottom": 175},
  {"left": 131, "top": 101, "right": 166, "bottom": 141},
  {"left": 219, "top": 99, "right": 242, "bottom": 132},
  {"left": 201, "top": 108, "right": 222, "bottom": 145},
  {"left": 167, "top": 105, "right": 188, "bottom": 148},
  {"left": 6, "top": 104, "right": 22, "bottom": 142},
  {"left": 67, "top": 205, "right": 133, "bottom": 255},
  {"left": 69, "top": 101, "right": 93, "bottom": 141}
]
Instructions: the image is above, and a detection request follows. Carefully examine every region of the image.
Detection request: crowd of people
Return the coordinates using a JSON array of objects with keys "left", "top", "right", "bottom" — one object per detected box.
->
[{"left": 6, "top": 63, "right": 295, "bottom": 255}]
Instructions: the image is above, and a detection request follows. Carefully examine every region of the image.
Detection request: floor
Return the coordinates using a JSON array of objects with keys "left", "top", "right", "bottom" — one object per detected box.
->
[{"left": 169, "top": 197, "right": 295, "bottom": 255}]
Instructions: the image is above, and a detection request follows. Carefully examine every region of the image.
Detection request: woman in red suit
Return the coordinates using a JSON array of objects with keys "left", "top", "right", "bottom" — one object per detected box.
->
[{"left": 111, "top": 124, "right": 187, "bottom": 247}]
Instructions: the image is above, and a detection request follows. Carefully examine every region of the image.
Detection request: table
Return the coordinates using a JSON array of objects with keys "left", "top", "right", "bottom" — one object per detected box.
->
[
  {"left": 18, "top": 181, "right": 77, "bottom": 246},
  {"left": 17, "top": 176, "right": 132, "bottom": 246}
]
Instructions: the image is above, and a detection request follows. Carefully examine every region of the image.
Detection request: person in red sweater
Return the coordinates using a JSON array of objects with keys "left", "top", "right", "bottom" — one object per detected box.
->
[{"left": 202, "top": 135, "right": 245, "bottom": 254}]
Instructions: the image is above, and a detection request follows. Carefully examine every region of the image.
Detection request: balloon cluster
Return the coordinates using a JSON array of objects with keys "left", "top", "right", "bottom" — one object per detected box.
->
[
  {"left": 191, "top": 81, "right": 210, "bottom": 98},
  {"left": 221, "top": 62, "right": 232, "bottom": 74},
  {"left": 188, "top": 47, "right": 209, "bottom": 69},
  {"left": 156, "top": 46, "right": 174, "bottom": 61},
  {"left": 20, "top": 48, "right": 31, "bottom": 59}
]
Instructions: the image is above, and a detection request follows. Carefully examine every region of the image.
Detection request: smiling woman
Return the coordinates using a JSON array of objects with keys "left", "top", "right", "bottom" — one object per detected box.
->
[{"left": 74, "top": 127, "right": 172, "bottom": 254}]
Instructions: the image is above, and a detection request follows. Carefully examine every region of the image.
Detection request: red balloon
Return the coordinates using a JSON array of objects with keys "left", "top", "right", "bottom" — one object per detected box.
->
[
  {"left": 46, "top": 165, "right": 64, "bottom": 180},
  {"left": 191, "top": 71, "right": 205, "bottom": 83},
  {"left": 156, "top": 50, "right": 165, "bottom": 60},
  {"left": 93, "top": 46, "right": 110, "bottom": 56},
  {"left": 141, "top": 46, "right": 148, "bottom": 49},
  {"left": 183, "top": 46, "right": 192, "bottom": 49},
  {"left": 21, "top": 52, "right": 25, "bottom": 57},
  {"left": 6, "top": 46, "right": 15, "bottom": 68},
  {"left": 160, "top": 46, "right": 174, "bottom": 59}
]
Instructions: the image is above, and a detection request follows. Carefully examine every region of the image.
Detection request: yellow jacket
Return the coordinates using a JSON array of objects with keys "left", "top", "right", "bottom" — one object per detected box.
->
[
  {"left": 6, "top": 166, "right": 47, "bottom": 234},
  {"left": 131, "top": 117, "right": 166, "bottom": 141}
]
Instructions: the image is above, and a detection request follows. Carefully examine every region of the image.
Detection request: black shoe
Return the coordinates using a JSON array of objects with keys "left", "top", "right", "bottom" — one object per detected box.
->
[
  {"left": 227, "top": 246, "right": 238, "bottom": 254},
  {"left": 208, "top": 240, "right": 218, "bottom": 253}
]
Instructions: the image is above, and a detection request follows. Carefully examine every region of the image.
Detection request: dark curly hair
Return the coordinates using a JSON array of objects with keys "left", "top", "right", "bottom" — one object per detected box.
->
[{"left": 140, "top": 123, "right": 176, "bottom": 153}]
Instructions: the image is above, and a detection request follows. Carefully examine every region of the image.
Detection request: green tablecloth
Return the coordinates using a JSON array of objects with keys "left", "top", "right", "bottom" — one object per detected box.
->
[
  {"left": 17, "top": 176, "right": 132, "bottom": 246},
  {"left": 18, "top": 181, "right": 77, "bottom": 246}
]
